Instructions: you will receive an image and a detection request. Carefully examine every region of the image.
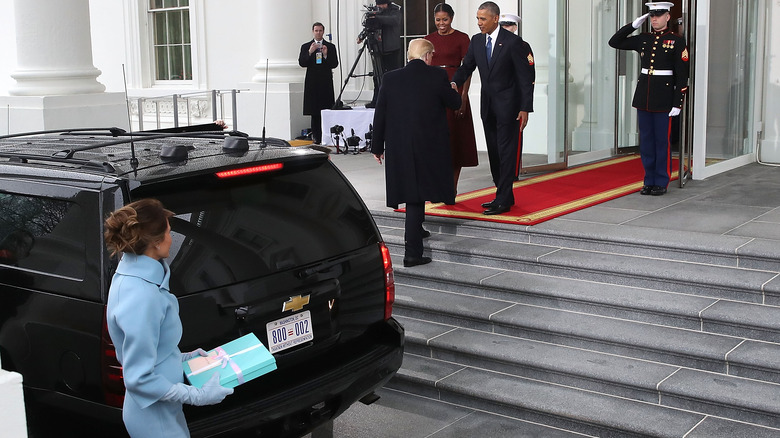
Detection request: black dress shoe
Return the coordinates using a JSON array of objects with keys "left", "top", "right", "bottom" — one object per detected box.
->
[
  {"left": 481, "top": 200, "right": 496, "bottom": 208},
  {"left": 640, "top": 186, "right": 652, "bottom": 195},
  {"left": 421, "top": 230, "right": 431, "bottom": 239},
  {"left": 403, "top": 256, "right": 432, "bottom": 267},
  {"left": 650, "top": 186, "right": 667, "bottom": 196},
  {"left": 483, "top": 204, "right": 511, "bottom": 215}
]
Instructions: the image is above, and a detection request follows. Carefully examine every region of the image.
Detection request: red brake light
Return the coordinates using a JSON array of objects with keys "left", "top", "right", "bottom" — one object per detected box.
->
[
  {"left": 379, "top": 242, "right": 395, "bottom": 320},
  {"left": 215, "top": 162, "right": 284, "bottom": 178},
  {"left": 101, "top": 307, "right": 125, "bottom": 408}
]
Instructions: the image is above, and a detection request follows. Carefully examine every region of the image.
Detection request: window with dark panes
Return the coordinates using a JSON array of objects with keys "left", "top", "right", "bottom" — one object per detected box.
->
[
  {"left": 401, "top": 0, "right": 441, "bottom": 61},
  {"left": 150, "top": 0, "right": 192, "bottom": 81},
  {"left": 0, "top": 193, "right": 85, "bottom": 280}
]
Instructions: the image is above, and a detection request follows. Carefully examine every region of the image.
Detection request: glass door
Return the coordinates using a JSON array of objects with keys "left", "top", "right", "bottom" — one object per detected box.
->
[
  {"left": 615, "top": 1, "right": 643, "bottom": 154},
  {"left": 565, "top": 0, "right": 620, "bottom": 166}
]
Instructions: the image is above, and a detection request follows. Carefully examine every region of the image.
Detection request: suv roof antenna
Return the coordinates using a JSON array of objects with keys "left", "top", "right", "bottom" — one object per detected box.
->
[
  {"left": 121, "top": 64, "right": 139, "bottom": 171},
  {"left": 261, "top": 59, "right": 269, "bottom": 148}
]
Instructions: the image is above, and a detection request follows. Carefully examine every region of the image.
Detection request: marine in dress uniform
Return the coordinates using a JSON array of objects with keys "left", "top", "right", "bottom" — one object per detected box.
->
[{"left": 609, "top": 1, "right": 689, "bottom": 196}]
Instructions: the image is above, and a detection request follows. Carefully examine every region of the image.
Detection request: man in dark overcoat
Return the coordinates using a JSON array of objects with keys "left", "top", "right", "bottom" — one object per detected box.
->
[
  {"left": 452, "top": 1, "right": 535, "bottom": 215},
  {"left": 298, "top": 22, "right": 339, "bottom": 144},
  {"left": 609, "top": 1, "right": 689, "bottom": 196},
  {"left": 371, "top": 38, "right": 461, "bottom": 268}
]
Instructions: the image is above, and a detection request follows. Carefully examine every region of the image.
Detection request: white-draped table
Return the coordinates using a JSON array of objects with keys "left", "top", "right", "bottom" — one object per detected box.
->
[{"left": 320, "top": 107, "right": 375, "bottom": 153}]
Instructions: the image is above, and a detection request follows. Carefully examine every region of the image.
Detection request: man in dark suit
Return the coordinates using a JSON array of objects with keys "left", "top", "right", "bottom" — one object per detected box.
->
[
  {"left": 299, "top": 22, "right": 339, "bottom": 144},
  {"left": 372, "top": 39, "right": 461, "bottom": 267},
  {"left": 452, "top": 2, "right": 535, "bottom": 215}
]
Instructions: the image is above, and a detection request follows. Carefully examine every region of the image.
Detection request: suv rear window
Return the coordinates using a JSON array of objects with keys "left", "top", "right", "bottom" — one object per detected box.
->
[
  {"left": 134, "top": 160, "right": 379, "bottom": 296},
  {"left": 0, "top": 193, "right": 85, "bottom": 280}
]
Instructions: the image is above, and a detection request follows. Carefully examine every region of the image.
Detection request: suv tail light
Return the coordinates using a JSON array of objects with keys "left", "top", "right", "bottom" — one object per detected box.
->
[
  {"left": 101, "top": 307, "right": 125, "bottom": 408},
  {"left": 379, "top": 242, "right": 395, "bottom": 320}
]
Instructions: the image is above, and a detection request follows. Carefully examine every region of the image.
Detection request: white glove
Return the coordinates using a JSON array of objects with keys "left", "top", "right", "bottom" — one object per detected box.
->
[
  {"left": 160, "top": 373, "right": 234, "bottom": 406},
  {"left": 669, "top": 107, "right": 681, "bottom": 117},
  {"left": 181, "top": 348, "right": 208, "bottom": 361},
  {"left": 632, "top": 13, "right": 650, "bottom": 29}
]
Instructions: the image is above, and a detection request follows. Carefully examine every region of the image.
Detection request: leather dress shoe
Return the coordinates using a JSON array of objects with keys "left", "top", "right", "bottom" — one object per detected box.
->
[
  {"left": 403, "top": 256, "right": 432, "bottom": 267},
  {"left": 483, "top": 204, "right": 511, "bottom": 215},
  {"left": 481, "top": 200, "right": 496, "bottom": 208},
  {"left": 650, "top": 186, "right": 667, "bottom": 196},
  {"left": 422, "top": 229, "right": 431, "bottom": 239},
  {"left": 640, "top": 186, "right": 652, "bottom": 195}
]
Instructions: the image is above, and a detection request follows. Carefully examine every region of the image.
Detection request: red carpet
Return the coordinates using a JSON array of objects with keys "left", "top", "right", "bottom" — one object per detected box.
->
[{"left": 414, "top": 155, "right": 679, "bottom": 226}]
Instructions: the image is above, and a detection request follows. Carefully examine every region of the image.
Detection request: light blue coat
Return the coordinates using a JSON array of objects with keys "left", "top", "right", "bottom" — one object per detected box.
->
[{"left": 106, "top": 253, "right": 189, "bottom": 438}]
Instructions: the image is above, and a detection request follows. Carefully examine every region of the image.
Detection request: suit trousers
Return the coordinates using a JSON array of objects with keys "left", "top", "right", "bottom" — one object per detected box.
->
[
  {"left": 404, "top": 201, "right": 425, "bottom": 258},
  {"left": 483, "top": 110, "right": 520, "bottom": 206},
  {"left": 637, "top": 109, "right": 672, "bottom": 188}
]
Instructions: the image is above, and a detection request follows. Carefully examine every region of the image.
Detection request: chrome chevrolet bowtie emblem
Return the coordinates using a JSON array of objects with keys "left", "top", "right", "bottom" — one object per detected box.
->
[{"left": 283, "top": 295, "right": 310, "bottom": 312}]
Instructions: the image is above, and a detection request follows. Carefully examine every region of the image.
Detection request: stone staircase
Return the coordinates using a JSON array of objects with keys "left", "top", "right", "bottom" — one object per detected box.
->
[{"left": 372, "top": 210, "right": 780, "bottom": 437}]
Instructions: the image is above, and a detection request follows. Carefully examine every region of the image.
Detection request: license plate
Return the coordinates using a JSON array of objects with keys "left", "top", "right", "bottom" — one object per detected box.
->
[{"left": 265, "top": 311, "right": 314, "bottom": 354}]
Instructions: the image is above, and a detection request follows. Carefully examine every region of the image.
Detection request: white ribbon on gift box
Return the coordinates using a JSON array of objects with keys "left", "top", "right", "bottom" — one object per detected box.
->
[{"left": 186, "top": 342, "right": 266, "bottom": 382}]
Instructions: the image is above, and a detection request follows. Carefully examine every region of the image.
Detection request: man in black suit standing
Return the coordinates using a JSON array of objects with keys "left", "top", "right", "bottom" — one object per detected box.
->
[
  {"left": 452, "top": 2, "right": 535, "bottom": 215},
  {"left": 299, "top": 22, "right": 339, "bottom": 144},
  {"left": 371, "top": 39, "right": 461, "bottom": 267}
]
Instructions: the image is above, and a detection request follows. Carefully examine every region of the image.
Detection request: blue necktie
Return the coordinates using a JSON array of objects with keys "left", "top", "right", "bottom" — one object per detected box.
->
[{"left": 486, "top": 35, "right": 493, "bottom": 64}]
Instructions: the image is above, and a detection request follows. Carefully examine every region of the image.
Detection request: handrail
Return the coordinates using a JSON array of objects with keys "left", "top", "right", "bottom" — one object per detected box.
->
[{"left": 128, "top": 89, "right": 247, "bottom": 132}]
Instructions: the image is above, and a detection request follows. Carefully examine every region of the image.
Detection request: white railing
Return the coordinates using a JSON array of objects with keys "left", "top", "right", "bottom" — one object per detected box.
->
[{"left": 127, "top": 89, "right": 245, "bottom": 132}]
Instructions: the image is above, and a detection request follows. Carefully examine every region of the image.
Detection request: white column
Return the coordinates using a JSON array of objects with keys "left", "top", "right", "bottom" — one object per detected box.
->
[
  {"left": 252, "top": 0, "right": 309, "bottom": 84},
  {"left": 241, "top": 0, "right": 312, "bottom": 140},
  {"left": 9, "top": 0, "right": 105, "bottom": 96}
]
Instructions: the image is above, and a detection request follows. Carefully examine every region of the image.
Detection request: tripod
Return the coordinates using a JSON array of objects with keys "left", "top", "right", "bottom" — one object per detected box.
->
[{"left": 332, "top": 32, "right": 384, "bottom": 110}]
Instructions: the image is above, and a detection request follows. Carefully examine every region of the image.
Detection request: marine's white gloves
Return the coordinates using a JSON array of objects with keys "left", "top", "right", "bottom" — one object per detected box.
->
[
  {"left": 160, "top": 373, "right": 233, "bottom": 406},
  {"left": 669, "top": 107, "right": 681, "bottom": 117},
  {"left": 632, "top": 13, "right": 650, "bottom": 29}
]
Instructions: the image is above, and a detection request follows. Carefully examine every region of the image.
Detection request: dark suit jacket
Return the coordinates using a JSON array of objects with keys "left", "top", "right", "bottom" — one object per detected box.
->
[
  {"left": 453, "top": 28, "right": 535, "bottom": 123},
  {"left": 371, "top": 60, "right": 461, "bottom": 207},
  {"left": 298, "top": 40, "right": 339, "bottom": 115}
]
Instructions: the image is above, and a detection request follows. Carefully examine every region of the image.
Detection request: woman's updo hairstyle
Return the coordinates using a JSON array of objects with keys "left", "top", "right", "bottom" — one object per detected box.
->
[
  {"left": 434, "top": 2, "right": 455, "bottom": 18},
  {"left": 104, "top": 198, "right": 174, "bottom": 257}
]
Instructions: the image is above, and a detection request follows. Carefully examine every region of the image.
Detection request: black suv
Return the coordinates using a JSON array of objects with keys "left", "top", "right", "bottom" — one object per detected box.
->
[{"left": 0, "top": 128, "right": 403, "bottom": 437}]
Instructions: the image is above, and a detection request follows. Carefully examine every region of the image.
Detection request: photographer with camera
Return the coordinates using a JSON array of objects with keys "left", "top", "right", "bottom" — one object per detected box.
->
[
  {"left": 359, "top": 0, "right": 402, "bottom": 108},
  {"left": 299, "top": 22, "right": 339, "bottom": 144}
]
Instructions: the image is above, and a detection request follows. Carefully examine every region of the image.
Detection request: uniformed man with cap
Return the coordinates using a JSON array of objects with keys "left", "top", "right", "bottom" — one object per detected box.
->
[
  {"left": 609, "top": 1, "right": 689, "bottom": 196},
  {"left": 499, "top": 13, "right": 520, "bottom": 33}
]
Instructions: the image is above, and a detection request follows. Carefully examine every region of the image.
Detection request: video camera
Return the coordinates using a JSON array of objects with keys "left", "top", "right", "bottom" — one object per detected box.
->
[
  {"left": 330, "top": 125, "right": 344, "bottom": 135},
  {"left": 358, "top": 4, "right": 382, "bottom": 42}
]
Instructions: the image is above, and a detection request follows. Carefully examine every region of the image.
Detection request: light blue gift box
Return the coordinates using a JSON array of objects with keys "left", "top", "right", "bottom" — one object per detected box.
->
[{"left": 183, "top": 333, "right": 276, "bottom": 389}]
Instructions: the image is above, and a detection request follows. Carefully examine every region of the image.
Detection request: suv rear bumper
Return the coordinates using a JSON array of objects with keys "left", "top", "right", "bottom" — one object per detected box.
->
[{"left": 186, "top": 317, "right": 404, "bottom": 437}]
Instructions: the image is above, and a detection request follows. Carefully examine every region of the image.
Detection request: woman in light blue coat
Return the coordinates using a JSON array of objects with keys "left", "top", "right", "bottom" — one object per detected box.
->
[{"left": 104, "top": 199, "right": 233, "bottom": 438}]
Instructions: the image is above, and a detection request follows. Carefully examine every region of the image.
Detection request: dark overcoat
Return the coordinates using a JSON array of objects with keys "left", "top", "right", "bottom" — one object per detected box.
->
[
  {"left": 371, "top": 59, "right": 461, "bottom": 208},
  {"left": 298, "top": 40, "right": 339, "bottom": 115}
]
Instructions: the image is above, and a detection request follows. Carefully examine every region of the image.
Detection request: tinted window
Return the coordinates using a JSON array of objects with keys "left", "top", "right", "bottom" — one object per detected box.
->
[
  {"left": 0, "top": 193, "right": 85, "bottom": 280},
  {"left": 136, "top": 161, "right": 378, "bottom": 296}
]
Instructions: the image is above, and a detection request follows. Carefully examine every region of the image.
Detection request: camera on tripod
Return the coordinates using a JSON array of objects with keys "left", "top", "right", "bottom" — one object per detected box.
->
[{"left": 358, "top": 5, "right": 382, "bottom": 44}]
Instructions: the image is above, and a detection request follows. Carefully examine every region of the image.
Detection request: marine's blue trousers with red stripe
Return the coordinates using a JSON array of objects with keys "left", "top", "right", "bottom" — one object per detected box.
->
[{"left": 637, "top": 109, "right": 673, "bottom": 188}]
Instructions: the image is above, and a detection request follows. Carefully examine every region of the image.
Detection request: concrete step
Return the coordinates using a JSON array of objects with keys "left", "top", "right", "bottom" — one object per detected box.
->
[
  {"left": 381, "top": 229, "right": 780, "bottom": 305},
  {"left": 392, "top": 260, "right": 780, "bottom": 344},
  {"left": 397, "top": 316, "right": 780, "bottom": 429},
  {"left": 372, "top": 209, "right": 780, "bottom": 272},
  {"left": 389, "top": 353, "right": 780, "bottom": 438},
  {"left": 394, "top": 283, "right": 780, "bottom": 384}
]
